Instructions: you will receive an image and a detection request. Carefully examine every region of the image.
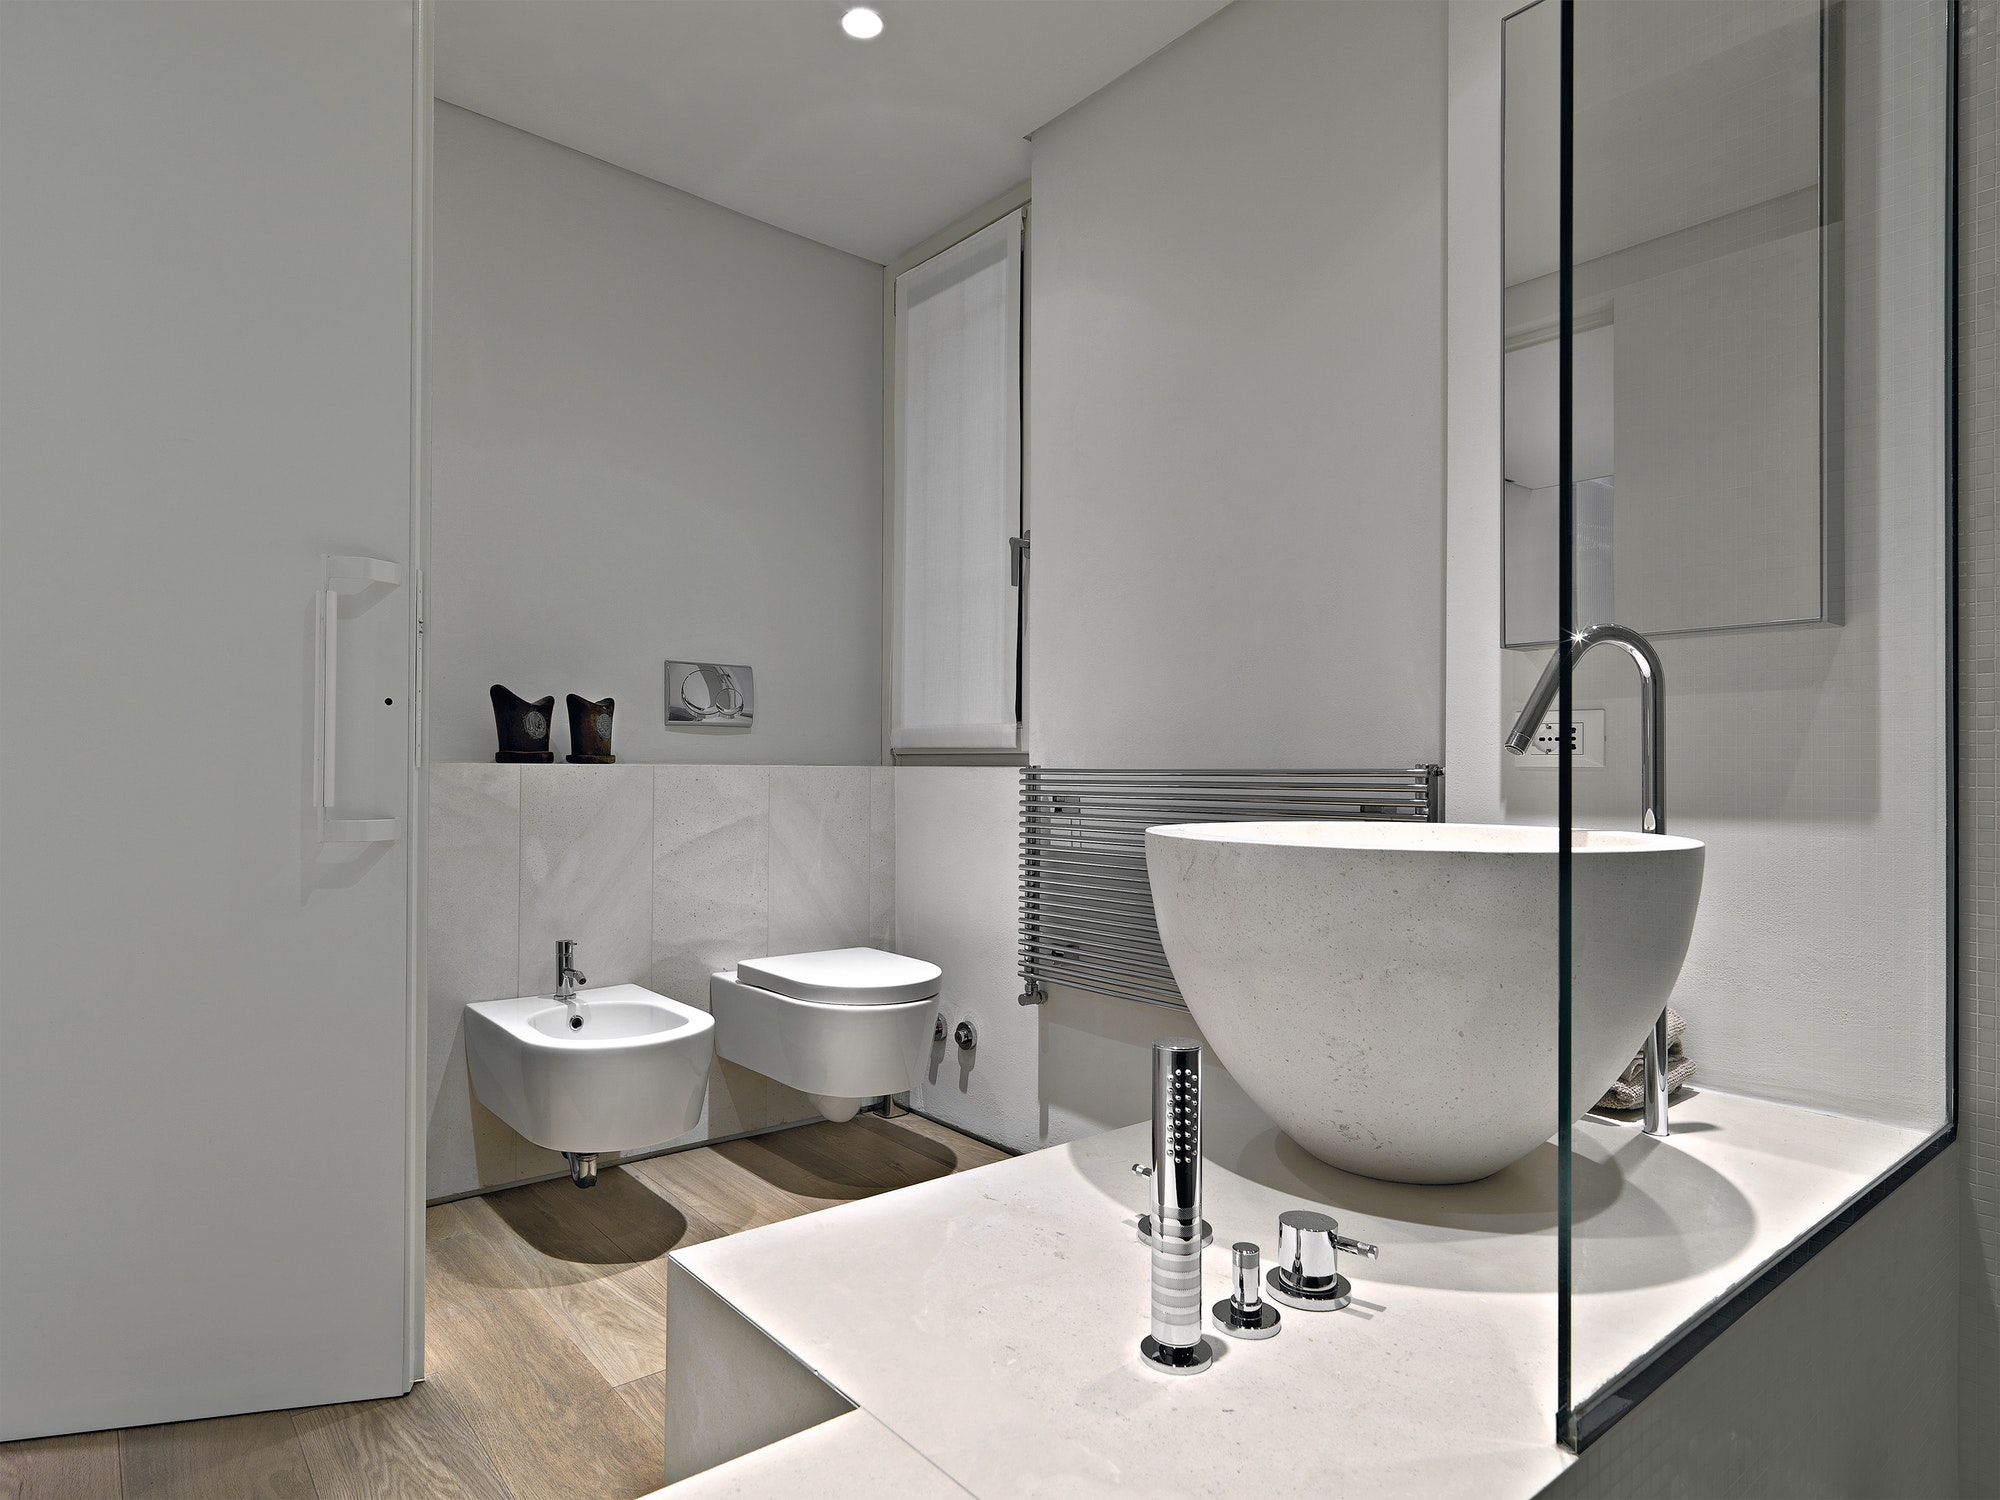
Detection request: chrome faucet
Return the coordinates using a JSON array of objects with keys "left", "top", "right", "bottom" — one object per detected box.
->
[
  {"left": 555, "top": 939, "right": 587, "bottom": 1029},
  {"left": 1504, "top": 622, "right": 1672, "bottom": 1138}
]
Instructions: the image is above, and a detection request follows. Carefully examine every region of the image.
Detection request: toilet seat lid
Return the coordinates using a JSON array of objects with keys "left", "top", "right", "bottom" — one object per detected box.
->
[{"left": 736, "top": 947, "right": 941, "bottom": 1006}]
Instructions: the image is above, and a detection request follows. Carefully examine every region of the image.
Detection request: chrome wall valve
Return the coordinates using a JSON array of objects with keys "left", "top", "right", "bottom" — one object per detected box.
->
[
  {"left": 1213, "top": 1242, "right": 1282, "bottom": 1339},
  {"left": 1265, "top": 1209, "right": 1380, "bottom": 1312}
]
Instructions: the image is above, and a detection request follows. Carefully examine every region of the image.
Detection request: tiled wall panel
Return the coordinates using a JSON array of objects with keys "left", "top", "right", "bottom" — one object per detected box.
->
[
  {"left": 426, "top": 762, "right": 892, "bottom": 1200},
  {"left": 768, "top": 765, "right": 872, "bottom": 956},
  {"left": 424, "top": 764, "right": 524, "bottom": 1195},
  {"left": 519, "top": 764, "right": 654, "bottom": 996},
  {"left": 652, "top": 765, "right": 770, "bottom": 1010}
]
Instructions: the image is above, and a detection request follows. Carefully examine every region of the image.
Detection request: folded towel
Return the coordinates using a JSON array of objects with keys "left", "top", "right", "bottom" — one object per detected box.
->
[{"left": 1595, "top": 1008, "right": 1693, "bottom": 1111}]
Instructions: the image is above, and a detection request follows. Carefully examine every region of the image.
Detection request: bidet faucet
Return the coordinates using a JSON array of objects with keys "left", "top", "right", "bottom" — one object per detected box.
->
[
  {"left": 555, "top": 940, "right": 587, "bottom": 1028},
  {"left": 1504, "top": 622, "right": 1672, "bottom": 1138}
]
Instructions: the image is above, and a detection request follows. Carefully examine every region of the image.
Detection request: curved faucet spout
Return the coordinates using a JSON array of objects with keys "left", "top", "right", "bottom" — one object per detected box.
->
[
  {"left": 1504, "top": 622, "right": 1673, "bottom": 1139},
  {"left": 1504, "top": 622, "right": 1666, "bottom": 835}
]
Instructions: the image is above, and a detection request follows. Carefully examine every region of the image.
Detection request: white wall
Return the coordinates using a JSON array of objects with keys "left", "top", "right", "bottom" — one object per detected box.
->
[
  {"left": 1451, "top": 0, "right": 1950, "bottom": 1132},
  {"left": 1443, "top": 0, "right": 1508, "bottom": 825},
  {"left": 905, "top": 0, "right": 1448, "bottom": 1153},
  {"left": 1025, "top": 0, "right": 1446, "bottom": 771},
  {"left": 428, "top": 762, "right": 893, "bottom": 1199},
  {"left": 431, "top": 105, "right": 884, "bottom": 767},
  {"left": 892, "top": 768, "right": 1021, "bottom": 1144}
]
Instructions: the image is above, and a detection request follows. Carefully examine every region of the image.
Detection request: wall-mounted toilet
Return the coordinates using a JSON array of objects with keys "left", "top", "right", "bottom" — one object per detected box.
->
[{"left": 711, "top": 947, "right": 941, "bottom": 1122}]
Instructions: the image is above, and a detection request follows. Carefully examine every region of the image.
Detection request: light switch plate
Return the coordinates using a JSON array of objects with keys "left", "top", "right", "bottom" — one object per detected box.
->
[
  {"left": 665, "top": 661, "right": 754, "bottom": 726},
  {"left": 1513, "top": 707, "right": 1605, "bottom": 769}
]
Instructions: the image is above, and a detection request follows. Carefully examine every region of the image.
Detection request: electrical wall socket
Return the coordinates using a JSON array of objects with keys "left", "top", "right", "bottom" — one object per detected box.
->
[{"left": 1513, "top": 707, "right": 1606, "bottom": 769}]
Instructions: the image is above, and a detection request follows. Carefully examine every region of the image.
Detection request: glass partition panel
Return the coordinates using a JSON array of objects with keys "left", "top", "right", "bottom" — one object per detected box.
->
[{"left": 1547, "top": 0, "right": 1954, "bottom": 1451}]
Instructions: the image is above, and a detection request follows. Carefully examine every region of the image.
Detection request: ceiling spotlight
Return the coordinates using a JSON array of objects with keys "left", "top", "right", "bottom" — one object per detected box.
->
[{"left": 841, "top": 6, "right": 884, "bottom": 40}]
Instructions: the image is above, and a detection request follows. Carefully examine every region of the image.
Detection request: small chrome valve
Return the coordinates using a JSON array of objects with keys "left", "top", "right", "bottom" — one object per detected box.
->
[
  {"left": 1212, "top": 1242, "right": 1281, "bottom": 1339},
  {"left": 1265, "top": 1209, "right": 1380, "bottom": 1312}
]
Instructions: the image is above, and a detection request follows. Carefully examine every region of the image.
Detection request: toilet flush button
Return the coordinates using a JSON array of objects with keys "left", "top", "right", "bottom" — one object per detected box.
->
[{"left": 665, "top": 661, "right": 754, "bottom": 726}]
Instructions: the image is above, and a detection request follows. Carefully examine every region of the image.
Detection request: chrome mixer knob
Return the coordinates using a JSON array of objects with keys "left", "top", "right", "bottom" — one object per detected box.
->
[{"left": 1265, "top": 1209, "right": 1379, "bottom": 1312}]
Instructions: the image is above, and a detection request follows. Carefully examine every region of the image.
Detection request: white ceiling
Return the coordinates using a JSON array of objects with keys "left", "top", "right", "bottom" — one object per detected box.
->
[{"left": 435, "top": 0, "right": 1230, "bottom": 264}]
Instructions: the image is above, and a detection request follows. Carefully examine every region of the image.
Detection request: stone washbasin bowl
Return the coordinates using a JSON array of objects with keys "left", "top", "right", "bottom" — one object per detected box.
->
[{"left": 1145, "top": 822, "right": 1704, "bottom": 1184}]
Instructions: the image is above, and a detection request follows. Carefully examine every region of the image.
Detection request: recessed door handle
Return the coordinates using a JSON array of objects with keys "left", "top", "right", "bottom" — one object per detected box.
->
[{"left": 315, "top": 554, "right": 404, "bottom": 843}]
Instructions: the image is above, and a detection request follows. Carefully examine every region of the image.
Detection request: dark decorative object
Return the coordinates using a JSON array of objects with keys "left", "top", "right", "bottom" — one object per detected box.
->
[
  {"left": 566, "top": 694, "right": 616, "bottom": 763},
  {"left": 490, "top": 685, "right": 555, "bottom": 763}
]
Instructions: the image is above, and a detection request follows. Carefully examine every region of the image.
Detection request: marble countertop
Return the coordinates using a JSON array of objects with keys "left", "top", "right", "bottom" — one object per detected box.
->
[{"left": 659, "top": 1087, "right": 1925, "bottom": 1498}]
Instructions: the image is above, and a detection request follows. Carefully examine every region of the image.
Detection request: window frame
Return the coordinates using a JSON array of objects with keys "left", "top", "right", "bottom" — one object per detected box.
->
[{"left": 882, "top": 182, "right": 1031, "bottom": 766}]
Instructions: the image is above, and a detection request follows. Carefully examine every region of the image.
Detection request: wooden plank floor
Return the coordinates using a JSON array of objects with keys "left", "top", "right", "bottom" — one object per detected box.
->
[{"left": 0, "top": 1115, "right": 1007, "bottom": 1500}]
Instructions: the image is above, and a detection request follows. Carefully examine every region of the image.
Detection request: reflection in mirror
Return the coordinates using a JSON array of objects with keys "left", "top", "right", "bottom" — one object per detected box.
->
[{"left": 1501, "top": 0, "right": 1834, "bottom": 646}]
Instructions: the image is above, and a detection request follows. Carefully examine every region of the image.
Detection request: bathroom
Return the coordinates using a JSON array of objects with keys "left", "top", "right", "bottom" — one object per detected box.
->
[{"left": 0, "top": 0, "right": 1993, "bottom": 1495}]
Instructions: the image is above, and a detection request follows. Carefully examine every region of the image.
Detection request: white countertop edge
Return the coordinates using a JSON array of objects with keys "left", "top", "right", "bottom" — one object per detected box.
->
[{"left": 651, "top": 1410, "right": 972, "bottom": 1499}]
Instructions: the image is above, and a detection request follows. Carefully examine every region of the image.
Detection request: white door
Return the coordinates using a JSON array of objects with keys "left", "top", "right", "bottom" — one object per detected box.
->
[{"left": 0, "top": 1, "right": 424, "bottom": 1438}]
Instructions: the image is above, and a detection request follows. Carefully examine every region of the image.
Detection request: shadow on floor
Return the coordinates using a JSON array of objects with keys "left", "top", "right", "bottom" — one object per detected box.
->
[
  {"left": 486, "top": 1169, "right": 693, "bottom": 1263},
  {"left": 716, "top": 1118, "right": 957, "bottom": 1203},
  {"left": 858, "top": 1116, "right": 965, "bottom": 1172}
]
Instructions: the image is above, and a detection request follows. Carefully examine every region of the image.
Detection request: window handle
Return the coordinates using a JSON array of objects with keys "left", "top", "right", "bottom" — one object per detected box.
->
[{"left": 1009, "top": 531, "right": 1030, "bottom": 587}]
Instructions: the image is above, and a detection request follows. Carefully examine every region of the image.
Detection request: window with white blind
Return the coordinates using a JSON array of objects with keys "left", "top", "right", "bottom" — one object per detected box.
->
[{"left": 890, "top": 209, "right": 1024, "bottom": 754}]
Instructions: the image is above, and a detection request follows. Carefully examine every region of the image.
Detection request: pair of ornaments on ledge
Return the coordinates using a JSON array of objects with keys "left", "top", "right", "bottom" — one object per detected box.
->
[{"left": 491, "top": 685, "right": 616, "bottom": 764}]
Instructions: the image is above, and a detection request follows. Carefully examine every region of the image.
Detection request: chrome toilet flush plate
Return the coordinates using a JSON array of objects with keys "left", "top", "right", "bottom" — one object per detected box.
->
[{"left": 665, "top": 661, "right": 754, "bottom": 725}]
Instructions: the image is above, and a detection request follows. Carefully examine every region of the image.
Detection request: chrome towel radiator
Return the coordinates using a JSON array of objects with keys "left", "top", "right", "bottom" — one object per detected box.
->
[{"left": 1018, "top": 765, "right": 1444, "bottom": 1009}]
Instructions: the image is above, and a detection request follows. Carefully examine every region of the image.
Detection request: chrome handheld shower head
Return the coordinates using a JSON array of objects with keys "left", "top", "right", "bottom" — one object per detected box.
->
[{"left": 1140, "top": 1037, "right": 1212, "bottom": 1375}]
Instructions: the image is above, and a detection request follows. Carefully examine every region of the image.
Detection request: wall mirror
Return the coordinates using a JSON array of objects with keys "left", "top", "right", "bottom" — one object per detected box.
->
[{"left": 1501, "top": 0, "right": 1836, "bottom": 647}]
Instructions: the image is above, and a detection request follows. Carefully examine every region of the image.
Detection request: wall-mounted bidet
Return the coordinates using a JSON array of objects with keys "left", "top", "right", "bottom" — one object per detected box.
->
[
  {"left": 710, "top": 947, "right": 940, "bottom": 1122},
  {"left": 465, "top": 943, "right": 713, "bottom": 1186}
]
